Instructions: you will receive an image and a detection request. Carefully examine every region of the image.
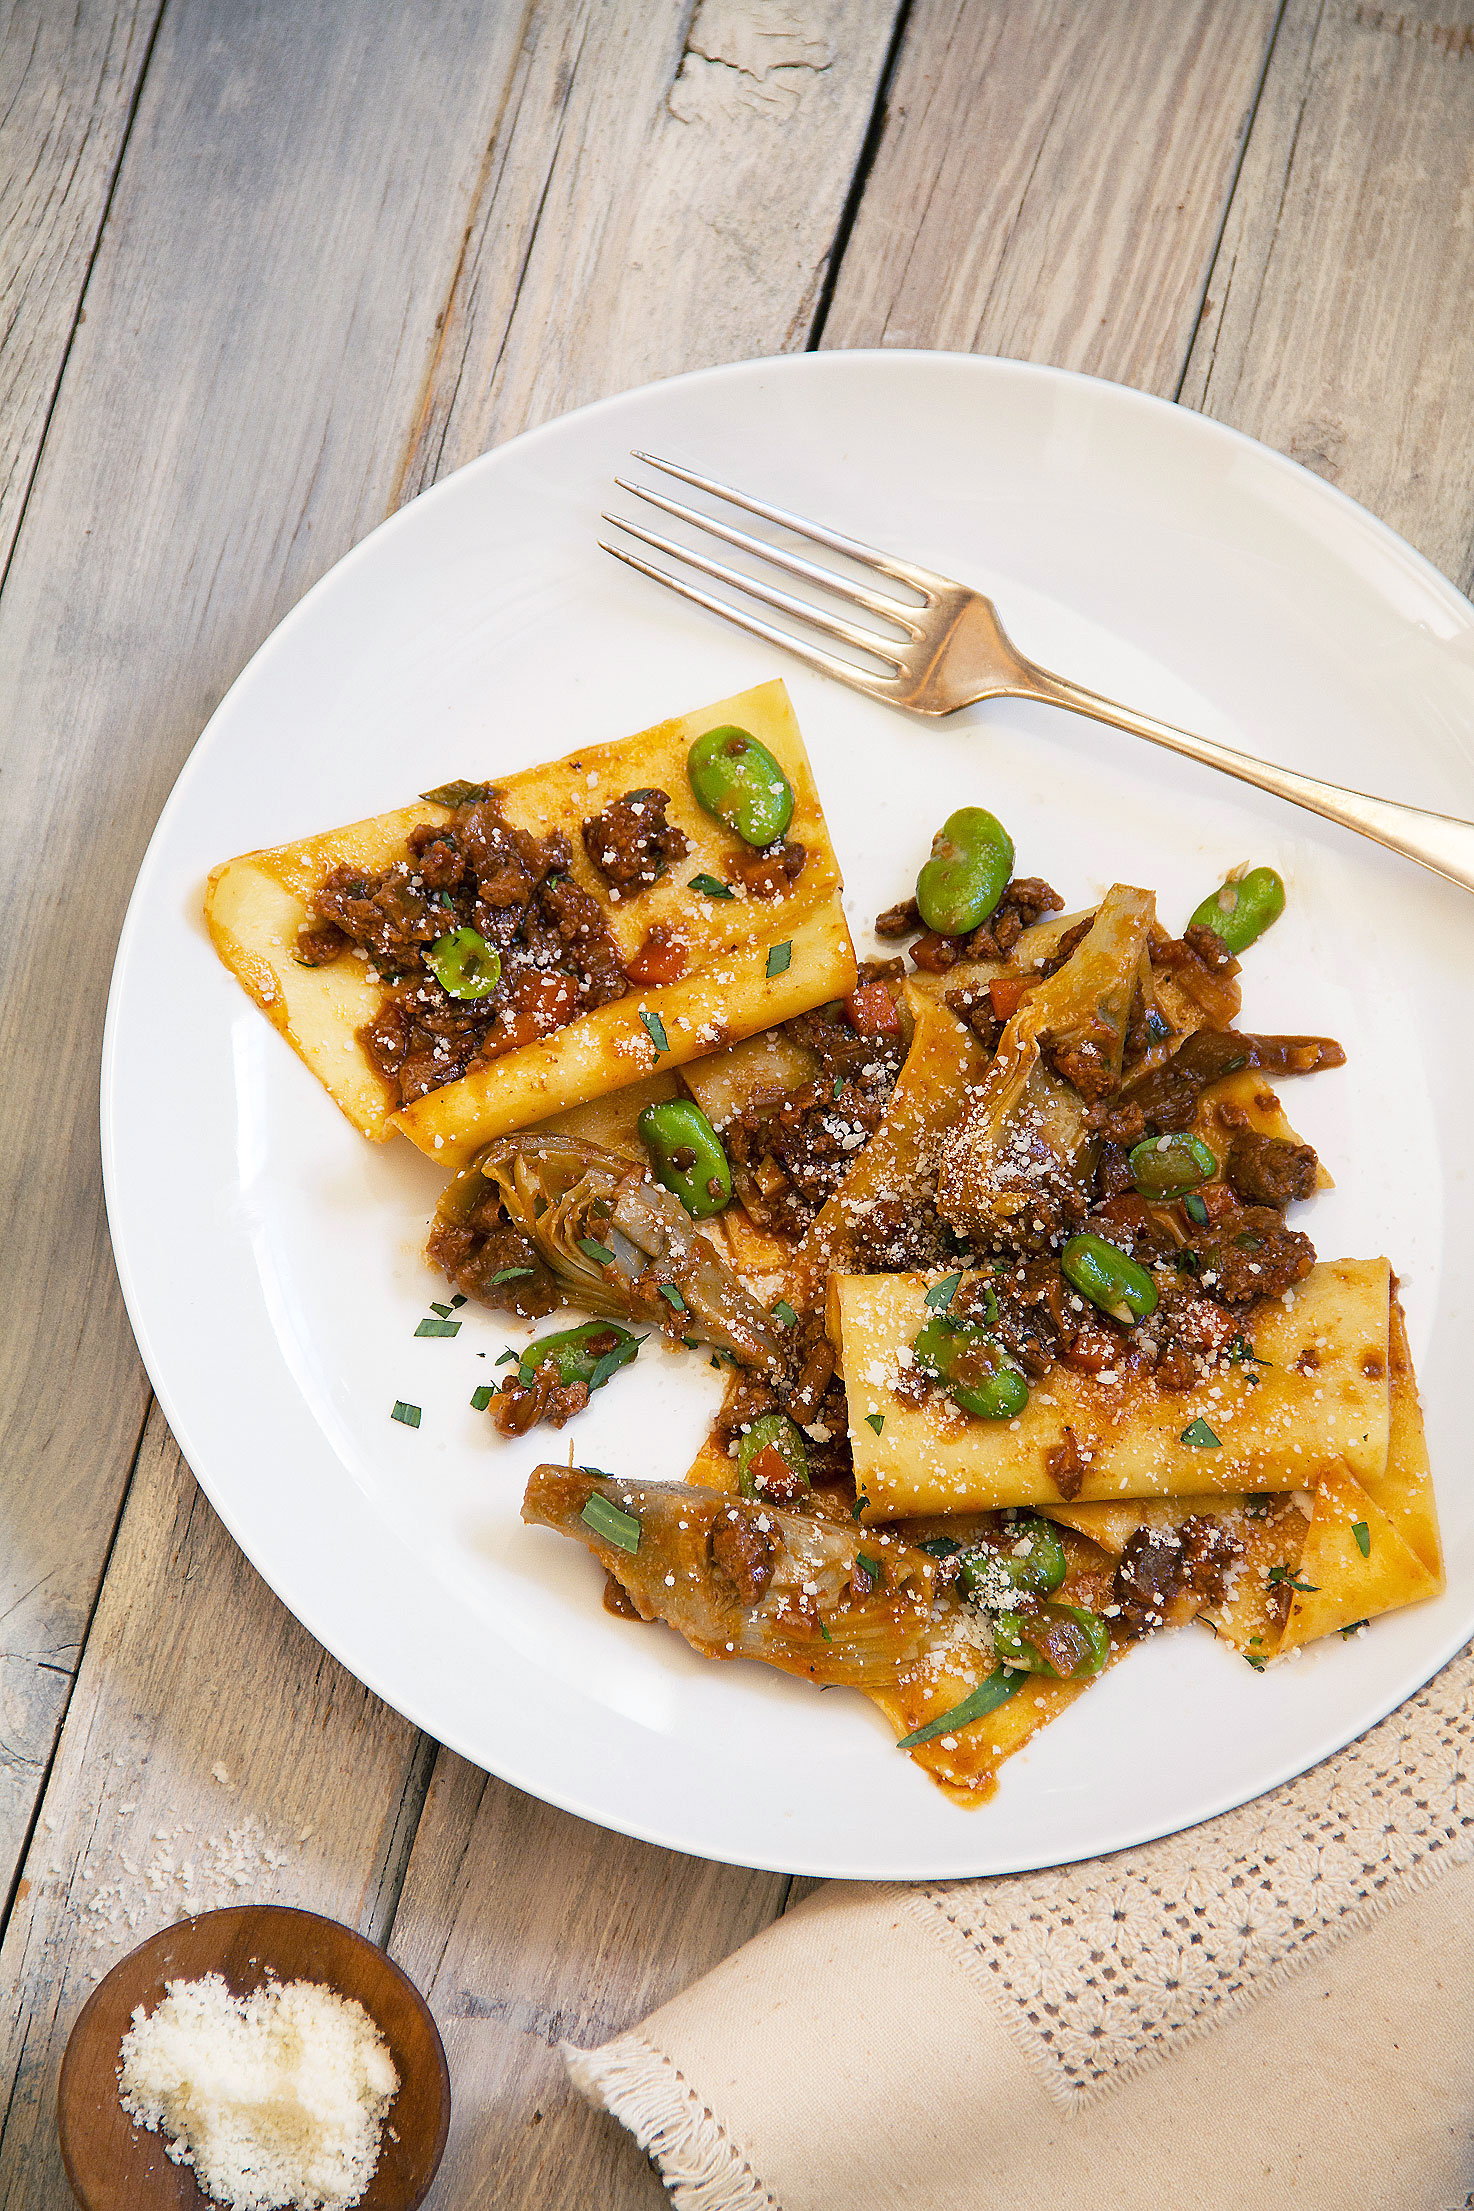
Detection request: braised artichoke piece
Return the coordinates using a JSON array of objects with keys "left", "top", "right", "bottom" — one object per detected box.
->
[
  {"left": 522, "top": 1465, "right": 937, "bottom": 1688},
  {"left": 437, "top": 1132, "right": 786, "bottom": 1373}
]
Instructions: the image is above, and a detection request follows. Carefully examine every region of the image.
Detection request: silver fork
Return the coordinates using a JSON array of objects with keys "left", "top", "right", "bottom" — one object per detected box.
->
[{"left": 600, "top": 453, "right": 1474, "bottom": 898}]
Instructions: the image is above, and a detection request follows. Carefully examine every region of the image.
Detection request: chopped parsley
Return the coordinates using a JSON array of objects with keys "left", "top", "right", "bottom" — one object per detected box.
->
[
  {"left": 865, "top": 1413, "right": 885, "bottom": 1435},
  {"left": 896, "top": 1667, "right": 1025, "bottom": 1749},
  {"left": 640, "top": 1007, "right": 670, "bottom": 1054},
  {"left": 1183, "top": 1191, "right": 1209, "bottom": 1226},
  {"left": 689, "top": 872, "right": 734, "bottom": 899},
  {"left": 430, "top": 1301, "right": 452, "bottom": 1318},
  {"left": 491, "top": 1266, "right": 535, "bottom": 1285},
  {"left": 391, "top": 1400, "right": 421, "bottom": 1429},
  {"left": 450, "top": 1294, "right": 467, "bottom": 1309},
  {"left": 771, "top": 1300, "right": 797, "bottom": 1329},
  {"left": 578, "top": 1237, "right": 616, "bottom": 1266},
  {"left": 1180, "top": 1417, "right": 1221, "bottom": 1448},
  {"left": 1341, "top": 1618, "right": 1370, "bottom": 1638},
  {"left": 766, "top": 940, "right": 792, "bottom": 979},
  {"left": 495, "top": 1347, "right": 520, "bottom": 1366},
  {"left": 851, "top": 1491, "right": 869, "bottom": 1520},
  {"left": 590, "top": 1335, "right": 643, "bottom": 1390},
  {"left": 658, "top": 1283, "right": 688, "bottom": 1312},
  {"left": 1353, "top": 1520, "right": 1371, "bottom": 1557},
  {"left": 470, "top": 1385, "right": 495, "bottom": 1412},
  {"left": 581, "top": 1493, "right": 641, "bottom": 1554},
  {"left": 1267, "top": 1565, "right": 1319, "bottom": 1594},
  {"left": 925, "top": 1271, "right": 963, "bottom": 1312},
  {"left": 415, "top": 1317, "right": 461, "bottom": 1338}
]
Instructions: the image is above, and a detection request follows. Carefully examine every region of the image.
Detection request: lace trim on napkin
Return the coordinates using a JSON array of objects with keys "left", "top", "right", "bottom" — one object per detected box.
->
[{"left": 909, "top": 1643, "right": 1474, "bottom": 2110}]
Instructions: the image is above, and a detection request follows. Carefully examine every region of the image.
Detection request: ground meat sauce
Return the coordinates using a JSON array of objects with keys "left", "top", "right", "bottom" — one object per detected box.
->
[
  {"left": 729, "top": 839, "right": 807, "bottom": 899},
  {"left": 300, "top": 790, "right": 629, "bottom": 1108},
  {"left": 1111, "top": 1516, "right": 1240, "bottom": 1637},
  {"left": 894, "top": 877, "right": 1066, "bottom": 974},
  {"left": 425, "top": 1196, "right": 560, "bottom": 1319},
  {"left": 581, "top": 787, "right": 689, "bottom": 891},
  {"left": 717, "top": 1308, "right": 854, "bottom": 1490},
  {"left": 1100, "top": 1029, "right": 1345, "bottom": 1139},
  {"left": 709, "top": 1506, "right": 778, "bottom": 1604},
  {"left": 720, "top": 969, "right": 908, "bottom": 1240},
  {"left": 1225, "top": 1130, "right": 1318, "bottom": 1209}
]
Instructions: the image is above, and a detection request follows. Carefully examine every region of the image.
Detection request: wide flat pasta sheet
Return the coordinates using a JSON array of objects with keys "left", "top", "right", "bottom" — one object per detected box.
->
[
  {"left": 834, "top": 1259, "right": 1393, "bottom": 1516},
  {"left": 205, "top": 680, "right": 855, "bottom": 1161}
]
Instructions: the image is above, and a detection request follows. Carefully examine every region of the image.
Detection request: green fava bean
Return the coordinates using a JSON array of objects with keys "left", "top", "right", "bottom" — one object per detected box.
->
[
  {"left": 426, "top": 926, "right": 501, "bottom": 1000},
  {"left": 1128, "top": 1131, "right": 1218, "bottom": 1201},
  {"left": 912, "top": 1315, "right": 1030, "bottom": 1421},
  {"left": 1189, "top": 866, "right": 1286, "bottom": 954},
  {"left": 993, "top": 1603, "right": 1111, "bottom": 1679},
  {"left": 914, "top": 807, "right": 1014, "bottom": 936},
  {"left": 1061, "top": 1232, "right": 1159, "bottom": 1324},
  {"left": 687, "top": 725, "right": 794, "bottom": 847},
  {"left": 520, "top": 1322, "right": 641, "bottom": 1392},
  {"left": 957, "top": 1517, "right": 1068, "bottom": 1602},
  {"left": 737, "top": 1411, "right": 810, "bottom": 1501},
  {"left": 638, "top": 1098, "right": 732, "bottom": 1218}
]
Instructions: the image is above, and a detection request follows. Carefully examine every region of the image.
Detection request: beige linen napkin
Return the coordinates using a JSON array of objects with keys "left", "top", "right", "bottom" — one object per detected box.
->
[{"left": 567, "top": 1646, "right": 1474, "bottom": 2210}]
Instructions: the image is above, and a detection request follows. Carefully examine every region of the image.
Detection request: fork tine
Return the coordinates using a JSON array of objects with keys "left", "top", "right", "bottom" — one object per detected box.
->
[
  {"left": 597, "top": 539, "right": 907, "bottom": 701},
  {"left": 602, "top": 511, "right": 909, "bottom": 668},
  {"left": 612, "top": 474, "right": 926, "bottom": 634},
  {"left": 630, "top": 452, "right": 953, "bottom": 598}
]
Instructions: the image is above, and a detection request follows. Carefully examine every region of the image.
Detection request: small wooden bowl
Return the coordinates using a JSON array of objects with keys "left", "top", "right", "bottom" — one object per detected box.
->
[{"left": 57, "top": 1905, "right": 450, "bottom": 2211}]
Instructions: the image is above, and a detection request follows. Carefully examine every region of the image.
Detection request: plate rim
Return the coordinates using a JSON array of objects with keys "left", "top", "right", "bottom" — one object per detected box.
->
[{"left": 101, "top": 346, "right": 1474, "bottom": 1879}]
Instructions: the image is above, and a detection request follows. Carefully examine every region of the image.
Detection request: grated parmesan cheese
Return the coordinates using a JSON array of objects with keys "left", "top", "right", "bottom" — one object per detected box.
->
[{"left": 118, "top": 1973, "right": 398, "bottom": 2211}]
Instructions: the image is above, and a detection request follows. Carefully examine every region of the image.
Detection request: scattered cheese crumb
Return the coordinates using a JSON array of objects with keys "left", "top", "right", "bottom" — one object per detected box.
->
[{"left": 118, "top": 1973, "right": 398, "bottom": 2211}]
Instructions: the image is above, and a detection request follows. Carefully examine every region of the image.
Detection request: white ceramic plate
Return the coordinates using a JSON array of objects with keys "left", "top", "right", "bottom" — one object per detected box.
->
[{"left": 103, "top": 352, "right": 1474, "bottom": 1879}]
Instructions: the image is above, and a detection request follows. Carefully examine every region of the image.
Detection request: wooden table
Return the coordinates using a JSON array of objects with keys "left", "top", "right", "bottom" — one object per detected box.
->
[{"left": 3, "top": 3, "right": 1472, "bottom": 2201}]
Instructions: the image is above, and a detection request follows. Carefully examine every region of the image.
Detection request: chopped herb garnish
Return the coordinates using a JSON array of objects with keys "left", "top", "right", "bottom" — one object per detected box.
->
[
  {"left": 916, "top": 1535, "right": 961, "bottom": 1559},
  {"left": 589, "top": 1335, "right": 644, "bottom": 1391},
  {"left": 865, "top": 1413, "right": 885, "bottom": 1435},
  {"left": 1353, "top": 1520, "right": 1371, "bottom": 1557},
  {"left": 658, "top": 1283, "right": 688, "bottom": 1312},
  {"left": 491, "top": 1266, "right": 535, "bottom": 1285},
  {"left": 391, "top": 1400, "right": 421, "bottom": 1429},
  {"left": 1244, "top": 1651, "right": 1267, "bottom": 1671},
  {"left": 817, "top": 1618, "right": 832, "bottom": 1643},
  {"left": 1183, "top": 1192, "right": 1209, "bottom": 1226},
  {"left": 766, "top": 940, "right": 792, "bottom": 979},
  {"left": 415, "top": 1317, "right": 461, "bottom": 1338},
  {"left": 832, "top": 1077, "right": 844, "bottom": 1100},
  {"left": 1341, "top": 1618, "right": 1370, "bottom": 1638},
  {"left": 856, "top": 1551, "right": 882, "bottom": 1581},
  {"left": 710, "top": 1354, "right": 723, "bottom": 1369},
  {"left": 851, "top": 1491, "right": 869, "bottom": 1521},
  {"left": 772, "top": 1300, "right": 797, "bottom": 1329},
  {"left": 1227, "top": 1335, "right": 1269, "bottom": 1366},
  {"left": 581, "top": 1492, "right": 641, "bottom": 1553},
  {"left": 896, "top": 1667, "right": 1024, "bottom": 1750},
  {"left": 495, "top": 1347, "right": 520, "bottom": 1367},
  {"left": 450, "top": 1294, "right": 467, "bottom": 1308},
  {"left": 1267, "top": 1565, "right": 1320, "bottom": 1593},
  {"left": 682, "top": 1334, "right": 699, "bottom": 1349},
  {"left": 1180, "top": 1417, "right": 1221, "bottom": 1447},
  {"left": 640, "top": 1007, "right": 670, "bottom": 1054},
  {"left": 419, "top": 778, "right": 493, "bottom": 807},
  {"left": 689, "top": 872, "right": 734, "bottom": 899},
  {"left": 1245, "top": 1495, "right": 1273, "bottom": 1518},
  {"left": 925, "top": 1270, "right": 963, "bottom": 1312},
  {"left": 470, "top": 1385, "right": 495, "bottom": 1412},
  {"left": 578, "top": 1237, "right": 617, "bottom": 1266},
  {"left": 430, "top": 1301, "right": 453, "bottom": 1318}
]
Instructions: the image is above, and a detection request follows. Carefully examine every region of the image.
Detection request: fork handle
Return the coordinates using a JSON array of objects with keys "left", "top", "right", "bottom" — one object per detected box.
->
[{"left": 1026, "top": 666, "right": 1474, "bottom": 898}]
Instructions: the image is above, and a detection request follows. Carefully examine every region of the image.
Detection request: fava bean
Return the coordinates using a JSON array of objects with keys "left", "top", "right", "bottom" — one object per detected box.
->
[
  {"left": 1189, "top": 866, "right": 1285, "bottom": 954},
  {"left": 957, "top": 1516, "right": 1067, "bottom": 1602},
  {"left": 687, "top": 725, "right": 794, "bottom": 847},
  {"left": 914, "top": 807, "right": 1014, "bottom": 936},
  {"left": 993, "top": 1603, "right": 1110, "bottom": 1679},
  {"left": 520, "top": 1321, "right": 641, "bottom": 1392},
  {"left": 638, "top": 1098, "right": 732, "bottom": 1218},
  {"left": 1061, "top": 1232, "right": 1158, "bottom": 1323},
  {"left": 737, "top": 1411, "right": 810, "bottom": 1502},
  {"left": 1128, "top": 1131, "right": 1218, "bottom": 1201},
  {"left": 912, "top": 1314, "right": 1030, "bottom": 1421},
  {"left": 426, "top": 925, "right": 501, "bottom": 1000}
]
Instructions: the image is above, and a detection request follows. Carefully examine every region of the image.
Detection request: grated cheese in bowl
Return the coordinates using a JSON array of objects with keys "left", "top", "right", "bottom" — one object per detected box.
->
[{"left": 117, "top": 1972, "right": 398, "bottom": 2211}]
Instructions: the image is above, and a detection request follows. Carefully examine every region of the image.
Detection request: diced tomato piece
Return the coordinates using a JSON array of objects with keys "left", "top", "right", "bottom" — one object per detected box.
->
[
  {"left": 625, "top": 926, "right": 689, "bottom": 986},
  {"left": 843, "top": 981, "right": 902, "bottom": 1037},
  {"left": 908, "top": 931, "right": 959, "bottom": 973}
]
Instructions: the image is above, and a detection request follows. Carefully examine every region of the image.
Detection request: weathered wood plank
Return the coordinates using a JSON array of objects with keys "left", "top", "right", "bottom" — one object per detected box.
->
[
  {"left": 389, "top": 1759, "right": 783, "bottom": 2210},
  {"left": 821, "top": 0, "right": 1281, "bottom": 393},
  {"left": 0, "top": 0, "right": 528, "bottom": 1912},
  {"left": 0, "top": 1410, "right": 432, "bottom": 2208},
  {"left": 1181, "top": 0, "right": 1474, "bottom": 589},
  {"left": 399, "top": 0, "right": 905, "bottom": 496},
  {"left": 0, "top": 0, "right": 161, "bottom": 573}
]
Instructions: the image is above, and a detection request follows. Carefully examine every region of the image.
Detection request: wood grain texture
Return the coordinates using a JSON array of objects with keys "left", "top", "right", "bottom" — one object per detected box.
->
[
  {"left": 0, "top": 1411, "right": 433, "bottom": 2210},
  {"left": 1181, "top": 0, "right": 1474, "bottom": 588},
  {"left": 0, "top": 0, "right": 527, "bottom": 1913},
  {"left": 398, "top": 0, "right": 905, "bottom": 497},
  {"left": 821, "top": 0, "right": 1281, "bottom": 391},
  {"left": 0, "top": 0, "right": 161, "bottom": 575},
  {"left": 388, "top": 1756, "right": 786, "bottom": 2211}
]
